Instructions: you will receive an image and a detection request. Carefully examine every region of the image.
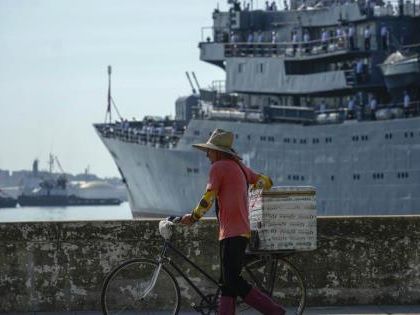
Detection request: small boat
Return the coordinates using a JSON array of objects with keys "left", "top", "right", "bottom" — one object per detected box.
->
[
  {"left": 379, "top": 51, "right": 420, "bottom": 89},
  {"left": 18, "top": 175, "right": 122, "bottom": 207},
  {"left": 0, "top": 189, "right": 17, "bottom": 208}
]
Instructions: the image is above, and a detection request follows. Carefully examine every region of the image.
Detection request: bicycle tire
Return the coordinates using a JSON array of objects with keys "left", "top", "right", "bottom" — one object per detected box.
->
[
  {"left": 101, "top": 258, "right": 181, "bottom": 315},
  {"left": 239, "top": 256, "right": 306, "bottom": 315}
]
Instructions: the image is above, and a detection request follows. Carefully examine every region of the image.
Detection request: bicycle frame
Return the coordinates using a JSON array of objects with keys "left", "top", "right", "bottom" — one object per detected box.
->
[
  {"left": 158, "top": 239, "right": 221, "bottom": 309},
  {"left": 155, "top": 239, "right": 292, "bottom": 311}
]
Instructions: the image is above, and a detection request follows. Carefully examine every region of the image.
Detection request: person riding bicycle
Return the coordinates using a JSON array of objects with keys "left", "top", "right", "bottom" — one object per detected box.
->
[{"left": 181, "top": 128, "right": 286, "bottom": 315}]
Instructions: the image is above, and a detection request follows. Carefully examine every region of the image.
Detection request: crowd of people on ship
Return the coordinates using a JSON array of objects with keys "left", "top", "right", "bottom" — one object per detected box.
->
[
  {"left": 101, "top": 118, "right": 185, "bottom": 148},
  {"left": 227, "top": 0, "right": 417, "bottom": 14},
  {"left": 316, "top": 90, "right": 418, "bottom": 121},
  {"left": 99, "top": 89, "right": 418, "bottom": 146},
  {"left": 224, "top": 22, "right": 391, "bottom": 58},
  {"left": 212, "top": 0, "right": 417, "bottom": 58}
]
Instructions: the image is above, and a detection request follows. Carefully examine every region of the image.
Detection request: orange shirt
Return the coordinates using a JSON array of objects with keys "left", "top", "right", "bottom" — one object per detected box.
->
[{"left": 207, "top": 159, "right": 259, "bottom": 240}]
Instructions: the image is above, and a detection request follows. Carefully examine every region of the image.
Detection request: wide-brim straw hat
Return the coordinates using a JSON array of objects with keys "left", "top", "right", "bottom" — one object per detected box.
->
[{"left": 192, "top": 128, "right": 241, "bottom": 159}]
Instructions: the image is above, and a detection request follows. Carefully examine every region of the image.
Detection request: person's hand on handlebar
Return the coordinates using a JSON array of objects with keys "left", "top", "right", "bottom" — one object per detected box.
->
[{"left": 180, "top": 214, "right": 196, "bottom": 226}]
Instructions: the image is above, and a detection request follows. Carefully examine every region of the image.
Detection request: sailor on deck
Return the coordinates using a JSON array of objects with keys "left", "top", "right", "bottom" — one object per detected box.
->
[
  {"left": 321, "top": 29, "right": 329, "bottom": 52},
  {"left": 369, "top": 95, "right": 377, "bottom": 120},
  {"left": 292, "top": 31, "right": 298, "bottom": 55},
  {"left": 364, "top": 25, "right": 371, "bottom": 50},
  {"left": 348, "top": 24, "right": 355, "bottom": 50},
  {"left": 380, "top": 24, "right": 388, "bottom": 50},
  {"left": 403, "top": 90, "right": 411, "bottom": 117},
  {"left": 303, "top": 29, "right": 310, "bottom": 53},
  {"left": 347, "top": 96, "right": 356, "bottom": 119}
]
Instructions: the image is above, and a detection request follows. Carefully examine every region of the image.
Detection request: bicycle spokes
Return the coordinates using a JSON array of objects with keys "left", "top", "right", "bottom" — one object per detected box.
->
[
  {"left": 102, "top": 259, "right": 180, "bottom": 315},
  {"left": 240, "top": 257, "right": 306, "bottom": 315}
]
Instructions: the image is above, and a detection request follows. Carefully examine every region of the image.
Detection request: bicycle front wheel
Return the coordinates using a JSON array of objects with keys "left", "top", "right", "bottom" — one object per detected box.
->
[
  {"left": 101, "top": 258, "right": 180, "bottom": 315},
  {"left": 242, "top": 256, "right": 306, "bottom": 315}
]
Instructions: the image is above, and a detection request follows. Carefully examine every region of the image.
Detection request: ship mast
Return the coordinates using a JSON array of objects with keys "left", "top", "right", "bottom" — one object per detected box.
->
[
  {"left": 105, "top": 65, "right": 112, "bottom": 123},
  {"left": 104, "top": 65, "right": 123, "bottom": 123}
]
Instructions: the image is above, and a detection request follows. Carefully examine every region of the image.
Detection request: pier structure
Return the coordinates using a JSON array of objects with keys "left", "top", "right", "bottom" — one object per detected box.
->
[{"left": 0, "top": 216, "right": 419, "bottom": 312}]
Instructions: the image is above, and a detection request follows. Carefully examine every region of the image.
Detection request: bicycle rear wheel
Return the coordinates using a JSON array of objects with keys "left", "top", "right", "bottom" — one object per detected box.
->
[
  {"left": 101, "top": 258, "right": 180, "bottom": 315},
  {"left": 240, "top": 256, "right": 306, "bottom": 315}
]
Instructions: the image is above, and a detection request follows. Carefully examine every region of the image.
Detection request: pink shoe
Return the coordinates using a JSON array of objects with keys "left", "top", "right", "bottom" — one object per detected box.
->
[
  {"left": 243, "top": 288, "right": 285, "bottom": 315},
  {"left": 218, "top": 295, "right": 236, "bottom": 315}
]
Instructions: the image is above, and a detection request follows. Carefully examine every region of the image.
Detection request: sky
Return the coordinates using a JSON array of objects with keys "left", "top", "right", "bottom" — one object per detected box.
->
[{"left": 0, "top": 0, "right": 234, "bottom": 178}]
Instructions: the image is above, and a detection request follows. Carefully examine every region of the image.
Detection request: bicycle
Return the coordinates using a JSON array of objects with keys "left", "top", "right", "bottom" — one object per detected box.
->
[{"left": 101, "top": 217, "right": 306, "bottom": 315}]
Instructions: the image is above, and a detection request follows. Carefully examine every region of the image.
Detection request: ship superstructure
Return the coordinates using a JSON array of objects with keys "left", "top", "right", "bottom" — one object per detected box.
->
[{"left": 95, "top": 0, "right": 420, "bottom": 217}]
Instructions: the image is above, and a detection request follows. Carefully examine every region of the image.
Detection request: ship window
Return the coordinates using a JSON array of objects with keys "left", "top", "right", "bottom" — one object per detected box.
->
[
  {"left": 397, "top": 172, "right": 409, "bottom": 178},
  {"left": 312, "top": 138, "right": 319, "bottom": 144},
  {"left": 288, "top": 175, "right": 291, "bottom": 180},
  {"left": 301, "top": 176, "right": 305, "bottom": 181},
  {"left": 268, "top": 136, "right": 275, "bottom": 142},
  {"left": 373, "top": 173, "right": 384, "bottom": 179},
  {"left": 353, "top": 174, "right": 361, "bottom": 180},
  {"left": 385, "top": 133, "right": 393, "bottom": 139},
  {"left": 258, "top": 63, "right": 264, "bottom": 73},
  {"left": 331, "top": 175, "right": 335, "bottom": 181},
  {"left": 325, "top": 137, "right": 332, "bottom": 143},
  {"left": 293, "top": 138, "right": 297, "bottom": 144},
  {"left": 187, "top": 168, "right": 192, "bottom": 173},
  {"left": 193, "top": 168, "right": 199, "bottom": 173},
  {"left": 194, "top": 130, "right": 200, "bottom": 136},
  {"left": 238, "top": 63, "right": 244, "bottom": 73},
  {"left": 404, "top": 131, "right": 415, "bottom": 138},
  {"left": 260, "top": 136, "right": 266, "bottom": 141}
]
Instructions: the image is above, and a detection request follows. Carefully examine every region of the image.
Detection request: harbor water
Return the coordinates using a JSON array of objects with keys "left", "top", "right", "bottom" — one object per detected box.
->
[{"left": 0, "top": 202, "right": 133, "bottom": 222}]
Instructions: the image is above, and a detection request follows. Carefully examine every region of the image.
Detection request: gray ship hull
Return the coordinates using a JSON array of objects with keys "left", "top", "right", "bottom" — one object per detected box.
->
[{"left": 96, "top": 117, "right": 420, "bottom": 217}]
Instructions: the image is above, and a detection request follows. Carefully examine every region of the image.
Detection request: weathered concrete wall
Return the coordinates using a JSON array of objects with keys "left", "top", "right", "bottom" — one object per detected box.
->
[{"left": 0, "top": 216, "right": 419, "bottom": 311}]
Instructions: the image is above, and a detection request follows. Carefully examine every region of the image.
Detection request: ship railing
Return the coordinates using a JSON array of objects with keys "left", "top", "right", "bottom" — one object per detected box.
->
[
  {"left": 211, "top": 80, "right": 226, "bottom": 93},
  {"left": 224, "top": 36, "right": 354, "bottom": 58},
  {"left": 377, "top": 100, "right": 420, "bottom": 119},
  {"left": 318, "top": 100, "right": 420, "bottom": 123},
  {"left": 97, "top": 124, "right": 184, "bottom": 148}
]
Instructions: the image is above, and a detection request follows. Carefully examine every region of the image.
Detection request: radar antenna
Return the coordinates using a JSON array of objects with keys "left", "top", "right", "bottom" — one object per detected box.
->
[{"left": 185, "top": 72, "right": 197, "bottom": 94}]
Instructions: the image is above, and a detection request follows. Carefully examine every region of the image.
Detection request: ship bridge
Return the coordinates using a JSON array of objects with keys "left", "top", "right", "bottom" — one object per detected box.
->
[{"left": 200, "top": 2, "right": 420, "bottom": 96}]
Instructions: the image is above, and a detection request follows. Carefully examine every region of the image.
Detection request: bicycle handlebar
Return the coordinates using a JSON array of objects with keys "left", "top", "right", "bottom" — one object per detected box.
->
[
  {"left": 166, "top": 216, "right": 182, "bottom": 224},
  {"left": 159, "top": 216, "right": 182, "bottom": 240}
]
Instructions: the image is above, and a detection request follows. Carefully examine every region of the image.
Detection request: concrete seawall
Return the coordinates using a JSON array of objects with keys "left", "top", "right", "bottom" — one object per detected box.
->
[{"left": 1, "top": 216, "right": 420, "bottom": 311}]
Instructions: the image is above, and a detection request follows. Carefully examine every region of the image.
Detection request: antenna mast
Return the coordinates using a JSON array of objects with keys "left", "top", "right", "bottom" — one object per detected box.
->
[
  {"left": 185, "top": 72, "right": 197, "bottom": 94},
  {"left": 105, "top": 65, "right": 112, "bottom": 123},
  {"left": 48, "top": 154, "right": 54, "bottom": 173}
]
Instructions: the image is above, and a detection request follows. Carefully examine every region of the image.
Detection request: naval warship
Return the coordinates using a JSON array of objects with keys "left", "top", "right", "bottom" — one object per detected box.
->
[{"left": 94, "top": 0, "right": 420, "bottom": 217}]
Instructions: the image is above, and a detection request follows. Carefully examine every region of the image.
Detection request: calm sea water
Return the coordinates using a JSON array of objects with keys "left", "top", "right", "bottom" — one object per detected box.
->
[{"left": 0, "top": 202, "right": 133, "bottom": 222}]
